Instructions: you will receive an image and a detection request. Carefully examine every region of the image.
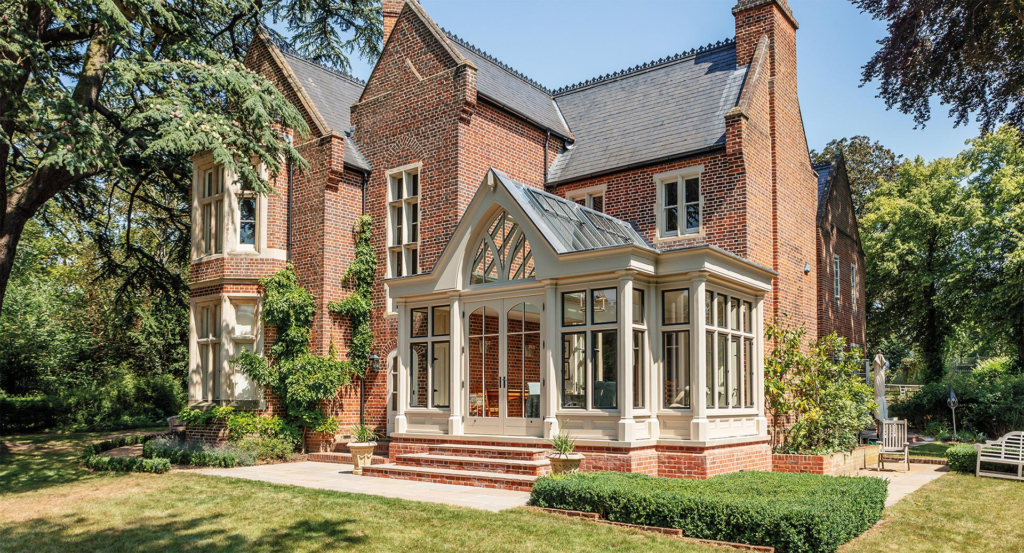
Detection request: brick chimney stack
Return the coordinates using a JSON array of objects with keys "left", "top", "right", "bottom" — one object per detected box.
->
[{"left": 383, "top": 0, "right": 404, "bottom": 46}]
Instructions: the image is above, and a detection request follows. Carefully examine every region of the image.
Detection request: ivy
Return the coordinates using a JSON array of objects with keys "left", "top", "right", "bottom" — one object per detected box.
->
[
  {"left": 328, "top": 215, "right": 377, "bottom": 377},
  {"left": 232, "top": 265, "right": 355, "bottom": 445}
]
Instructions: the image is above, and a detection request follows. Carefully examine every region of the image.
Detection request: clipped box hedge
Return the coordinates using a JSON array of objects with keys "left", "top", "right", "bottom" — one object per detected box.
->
[
  {"left": 529, "top": 471, "right": 887, "bottom": 553},
  {"left": 946, "top": 444, "right": 978, "bottom": 473},
  {"left": 81, "top": 434, "right": 169, "bottom": 473}
]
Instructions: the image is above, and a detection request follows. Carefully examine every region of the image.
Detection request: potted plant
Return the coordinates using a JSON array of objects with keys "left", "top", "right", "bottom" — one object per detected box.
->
[
  {"left": 548, "top": 424, "right": 584, "bottom": 474},
  {"left": 347, "top": 424, "right": 378, "bottom": 475}
]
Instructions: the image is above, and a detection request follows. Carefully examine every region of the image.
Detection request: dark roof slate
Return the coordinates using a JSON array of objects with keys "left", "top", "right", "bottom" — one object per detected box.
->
[
  {"left": 280, "top": 51, "right": 370, "bottom": 171},
  {"left": 814, "top": 162, "right": 832, "bottom": 208},
  {"left": 548, "top": 43, "right": 747, "bottom": 183},
  {"left": 443, "top": 32, "right": 572, "bottom": 139}
]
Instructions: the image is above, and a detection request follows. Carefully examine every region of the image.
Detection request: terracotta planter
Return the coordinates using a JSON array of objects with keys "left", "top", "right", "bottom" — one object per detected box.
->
[
  {"left": 548, "top": 453, "right": 584, "bottom": 474},
  {"left": 348, "top": 442, "right": 376, "bottom": 475}
]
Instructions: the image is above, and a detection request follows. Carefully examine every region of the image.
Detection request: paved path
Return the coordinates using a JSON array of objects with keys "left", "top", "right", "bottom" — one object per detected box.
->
[
  {"left": 194, "top": 461, "right": 531, "bottom": 512},
  {"left": 854, "top": 463, "right": 949, "bottom": 507}
]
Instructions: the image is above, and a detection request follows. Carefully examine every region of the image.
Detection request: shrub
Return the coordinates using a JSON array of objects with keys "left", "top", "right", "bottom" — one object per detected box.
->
[
  {"left": 236, "top": 436, "right": 295, "bottom": 460},
  {"left": 84, "top": 455, "right": 171, "bottom": 473},
  {"left": 223, "top": 411, "right": 298, "bottom": 443},
  {"left": 946, "top": 444, "right": 978, "bottom": 473},
  {"left": 143, "top": 436, "right": 255, "bottom": 467},
  {"left": 176, "top": 405, "right": 235, "bottom": 427},
  {"left": 529, "top": 471, "right": 887, "bottom": 553},
  {"left": 890, "top": 372, "right": 1024, "bottom": 438}
]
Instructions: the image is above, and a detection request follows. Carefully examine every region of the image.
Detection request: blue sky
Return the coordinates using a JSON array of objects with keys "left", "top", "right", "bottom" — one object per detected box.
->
[{"left": 341, "top": 0, "right": 980, "bottom": 162}]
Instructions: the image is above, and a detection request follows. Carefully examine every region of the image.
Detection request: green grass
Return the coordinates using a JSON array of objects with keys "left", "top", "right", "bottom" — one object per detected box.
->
[
  {"left": 1, "top": 431, "right": 722, "bottom": 552},
  {"left": 908, "top": 442, "right": 955, "bottom": 459},
  {"left": 3, "top": 431, "right": 1022, "bottom": 552}
]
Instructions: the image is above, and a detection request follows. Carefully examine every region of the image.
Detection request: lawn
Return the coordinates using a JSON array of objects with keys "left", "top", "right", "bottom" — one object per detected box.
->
[
  {"left": 908, "top": 442, "right": 955, "bottom": 459},
  {"left": 3, "top": 430, "right": 1022, "bottom": 553}
]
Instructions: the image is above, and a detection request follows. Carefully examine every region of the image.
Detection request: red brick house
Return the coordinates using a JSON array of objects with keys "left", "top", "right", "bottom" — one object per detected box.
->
[{"left": 188, "top": 0, "right": 866, "bottom": 484}]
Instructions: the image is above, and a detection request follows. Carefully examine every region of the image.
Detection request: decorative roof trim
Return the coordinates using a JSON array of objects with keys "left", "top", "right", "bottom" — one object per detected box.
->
[
  {"left": 552, "top": 38, "right": 736, "bottom": 96},
  {"left": 267, "top": 35, "right": 367, "bottom": 87},
  {"left": 441, "top": 28, "right": 554, "bottom": 95}
]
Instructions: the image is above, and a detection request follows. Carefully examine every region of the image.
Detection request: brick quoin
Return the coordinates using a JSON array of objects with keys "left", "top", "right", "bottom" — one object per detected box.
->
[{"left": 188, "top": 0, "right": 866, "bottom": 473}]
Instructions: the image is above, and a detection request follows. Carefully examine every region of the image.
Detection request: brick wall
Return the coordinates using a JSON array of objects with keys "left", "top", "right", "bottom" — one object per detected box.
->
[
  {"left": 817, "top": 159, "right": 867, "bottom": 350},
  {"left": 773, "top": 444, "right": 879, "bottom": 476}
]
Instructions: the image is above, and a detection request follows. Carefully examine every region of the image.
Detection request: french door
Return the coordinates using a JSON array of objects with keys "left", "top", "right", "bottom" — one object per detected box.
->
[{"left": 465, "top": 296, "right": 543, "bottom": 436}]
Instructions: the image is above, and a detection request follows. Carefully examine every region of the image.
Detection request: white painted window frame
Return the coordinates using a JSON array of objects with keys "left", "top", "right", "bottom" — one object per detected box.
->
[
  {"left": 851, "top": 262, "right": 858, "bottom": 312},
  {"left": 567, "top": 184, "right": 607, "bottom": 213},
  {"left": 653, "top": 165, "right": 703, "bottom": 241},
  {"left": 833, "top": 254, "right": 841, "bottom": 302}
]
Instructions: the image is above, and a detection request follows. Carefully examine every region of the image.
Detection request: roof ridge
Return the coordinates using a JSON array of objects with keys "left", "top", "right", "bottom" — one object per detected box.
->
[
  {"left": 551, "top": 37, "right": 735, "bottom": 95},
  {"left": 269, "top": 36, "right": 366, "bottom": 87},
  {"left": 440, "top": 28, "right": 553, "bottom": 95}
]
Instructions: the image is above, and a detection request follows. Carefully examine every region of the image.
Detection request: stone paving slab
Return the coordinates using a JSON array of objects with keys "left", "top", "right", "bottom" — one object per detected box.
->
[
  {"left": 194, "top": 461, "right": 530, "bottom": 512},
  {"left": 854, "top": 463, "right": 948, "bottom": 507}
]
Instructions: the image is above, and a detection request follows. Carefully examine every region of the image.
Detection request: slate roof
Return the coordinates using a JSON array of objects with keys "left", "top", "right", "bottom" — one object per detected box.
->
[
  {"left": 814, "top": 161, "right": 833, "bottom": 207},
  {"left": 279, "top": 50, "right": 370, "bottom": 171},
  {"left": 443, "top": 31, "right": 572, "bottom": 139},
  {"left": 494, "top": 170, "right": 654, "bottom": 254},
  {"left": 548, "top": 42, "right": 748, "bottom": 183}
]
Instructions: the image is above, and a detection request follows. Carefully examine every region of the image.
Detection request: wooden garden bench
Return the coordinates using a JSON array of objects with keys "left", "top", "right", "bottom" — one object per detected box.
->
[
  {"left": 878, "top": 418, "right": 909, "bottom": 472},
  {"left": 974, "top": 432, "right": 1024, "bottom": 481}
]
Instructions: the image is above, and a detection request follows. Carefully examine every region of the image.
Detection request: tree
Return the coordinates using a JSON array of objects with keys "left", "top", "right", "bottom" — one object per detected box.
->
[
  {"left": 0, "top": 0, "right": 382, "bottom": 316},
  {"left": 852, "top": 0, "right": 1024, "bottom": 132},
  {"left": 959, "top": 126, "right": 1024, "bottom": 370},
  {"left": 810, "top": 136, "right": 902, "bottom": 216},
  {"left": 862, "top": 156, "right": 972, "bottom": 382}
]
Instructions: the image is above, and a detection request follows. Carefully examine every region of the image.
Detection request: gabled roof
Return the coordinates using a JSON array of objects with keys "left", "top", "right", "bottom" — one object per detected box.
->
[
  {"left": 494, "top": 170, "right": 654, "bottom": 254},
  {"left": 443, "top": 31, "right": 572, "bottom": 140},
  {"left": 271, "top": 43, "right": 371, "bottom": 171},
  {"left": 814, "top": 152, "right": 843, "bottom": 221},
  {"left": 549, "top": 41, "right": 747, "bottom": 183}
]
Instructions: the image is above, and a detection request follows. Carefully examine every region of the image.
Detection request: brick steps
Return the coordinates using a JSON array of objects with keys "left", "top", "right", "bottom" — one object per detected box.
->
[
  {"left": 361, "top": 442, "right": 554, "bottom": 491},
  {"left": 361, "top": 463, "right": 538, "bottom": 492},
  {"left": 398, "top": 453, "right": 551, "bottom": 476}
]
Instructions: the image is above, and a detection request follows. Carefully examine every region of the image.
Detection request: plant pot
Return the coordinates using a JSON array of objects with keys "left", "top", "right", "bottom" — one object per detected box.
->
[
  {"left": 548, "top": 453, "right": 584, "bottom": 474},
  {"left": 348, "top": 442, "right": 376, "bottom": 475}
]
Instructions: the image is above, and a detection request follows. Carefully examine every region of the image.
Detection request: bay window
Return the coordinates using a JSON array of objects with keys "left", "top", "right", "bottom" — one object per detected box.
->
[
  {"left": 560, "top": 287, "right": 618, "bottom": 410},
  {"left": 705, "top": 289, "right": 755, "bottom": 409},
  {"left": 662, "top": 288, "right": 691, "bottom": 409},
  {"left": 196, "top": 303, "right": 222, "bottom": 401},
  {"left": 199, "top": 167, "right": 224, "bottom": 255}
]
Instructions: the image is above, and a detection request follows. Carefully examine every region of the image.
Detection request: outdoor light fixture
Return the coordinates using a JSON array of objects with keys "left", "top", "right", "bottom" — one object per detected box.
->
[
  {"left": 369, "top": 353, "right": 381, "bottom": 373},
  {"left": 804, "top": 262, "right": 811, "bottom": 275}
]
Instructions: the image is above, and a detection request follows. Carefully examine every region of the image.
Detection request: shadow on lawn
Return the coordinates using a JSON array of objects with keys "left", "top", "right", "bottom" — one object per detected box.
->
[{"left": 2, "top": 512, "right": 367, "bottom": 552}]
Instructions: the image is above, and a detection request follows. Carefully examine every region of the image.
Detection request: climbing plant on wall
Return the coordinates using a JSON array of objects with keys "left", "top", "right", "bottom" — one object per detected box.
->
[
  {"left": 232, "top": 265, "right": 354, "bottom": 446},
  {"left": 328, "top": 215, "right": 378, "bottom": 376}
]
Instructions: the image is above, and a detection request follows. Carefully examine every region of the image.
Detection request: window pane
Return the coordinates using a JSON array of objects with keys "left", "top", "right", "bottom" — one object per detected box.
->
[
  {"left": 409, "top": 203, "right": 419, "bottom": 243},
  {"left": 715, "top": 294, "right": 726, "bottom": 329},
  {"left": 235, "top": 304, "right": 255, "bottom": 335},
  {"left": 562, "top": 333, "right": 586, "bottom": 408},
  {"left": 205, "top": 171, "right": 213, "bottom": 198},
  {"left": 240, "top": 198, "right": 257, "bottom": 245},
  {"left": 411, "top": 307, "right": 428, "bottom": 337},
  {"left": 632, "top": 288, "right": 644, "bottom": 325},
  {"left": 213, "top": 305, "right": 221, "bottom": 338},
  {"left": 632, "top": 330, "right": 644, "bottom": 409},
  {"left": 217, "top": 166, "right": 224, "bottom": 194},
  {"left": 717, "top": 333, "right": 728, "bottom": 407},
  {"left": 591, "top": 194, "right": 604, "bottom": 213},
  {"left": 573, "top": 197, "right": 586, "bottom": 206},
  {"left": 686, "top": 203, "right": 700, "bottom": 230},
  {"left": 391, "top": 175, "right": 403, "bottom": 200},
  {"left": 393, "top": 250, "right": 403, "bottom": 277},
  {"left": 664, "top": 330, "right": 690, "bottom": 409},
  {"left": 706, "top": 331, "right": 714, "bottom": 407},
  {"left": 392, "top": 206, "right": 403, "bottom": 246},
  {"left": 665, "top": 180, "right": 678, "bottom": 206},
  {"left": 432, "top": 305, "right": 450, "bottom": 336},
  {"left": 200, "top": 307, "right": 210, "bottom": 338},
  {"left": 664, "top": 206, "right": 678, "bottom": 234},
  {"left": 202, "top": 204, "right": 212, "bottom": 254},
  {"left": 410, "top": 343, "right": 427, "bottom": 407},
  {"left": 431, "top": 342, "right": 450, "bottom": 408},
  {"left": 214, "top": 199, "right": 223, "bottom": 253},
  {"left": 743, "top": 301, "right": 752, "bottom": 333},
  {"left": 592, "top": 330, "right": 617, "bottom": 409},
  {"left": 410, "top": 248, "right": 418, "bottom": 275},
  {"left": 662, "top": 289, "right": 690, "bottom": 325},
  {"left": 730, "top": 336, "right": 740, "bottom": 408},
  {"left": 744, "top": 339, "right": 754, "bottom": 408},
  {"left": 409, "top": 172, "right": 419, "bottom": 197},
  {"left": 730, "top": 298, "right": 740, "bottom": 330},
  {"left": 390, "top": 357, "right": 398, "bottom": 411},
  {"left": 562, "top": 291, "right": 585, "bottom": 326},
  {"left": 592, "top": 288, "right": 617, "bottom": 325},
  {"left": 705, "top": 291, "right": 713, "bottom": 326},
  {"left": 685, "top": 178, "right": 699, "bottom": 203}
]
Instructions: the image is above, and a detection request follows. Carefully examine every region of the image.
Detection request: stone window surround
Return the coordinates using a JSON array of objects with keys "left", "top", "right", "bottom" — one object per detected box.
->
[
  {"left": 188, "top": 292, "right": 262, "bottom": 406},
  {"left": 191, "top": 156, "right": 274, "bottom": 262},
  {"left": 653, "top": 165, "right": 704, "bottom": 242},
  {"left": 385, "top": 161, "right": 423, "bottom": 317},
  {"left": 567, "top": 184, "right": 606, "bottom": 213}
]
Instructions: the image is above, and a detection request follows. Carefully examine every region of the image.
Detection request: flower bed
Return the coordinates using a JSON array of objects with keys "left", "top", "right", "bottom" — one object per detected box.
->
[
  {"left": 772, "top": 444, "right": 880, "bottom": 476},
  {"left": 143, "top": 436, "right": 256, "bottom": 467},
  {"left": 529, "top": 471, "right": 887, "bottom": 553}
]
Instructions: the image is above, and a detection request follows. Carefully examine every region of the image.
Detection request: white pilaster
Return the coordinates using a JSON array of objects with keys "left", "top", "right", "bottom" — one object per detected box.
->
[
  {"left": 645, "top": 283, "right": 660, "bottom": 440},
  {"left": 394, "top": 299, "right": 409, "bottom": 434},
  {"left": 617, "top": 273, "right": 636, "bottom": 442},
  {"left": 754, "top": 294, "right": 768, "bottom": 437},
  {"left": 448, "top": 292, "right": 464, "bottom": 435},
  {"left": 543, "top": 280, "right": 560, "bottom": 439},
  {"left": 691, "top": 276, "right": 709, "bottom": 441}
]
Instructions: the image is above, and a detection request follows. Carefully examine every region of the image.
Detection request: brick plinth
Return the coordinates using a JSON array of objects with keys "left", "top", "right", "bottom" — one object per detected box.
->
[{"left": 772, "top": 444, "right": 879, "bottom": 476}]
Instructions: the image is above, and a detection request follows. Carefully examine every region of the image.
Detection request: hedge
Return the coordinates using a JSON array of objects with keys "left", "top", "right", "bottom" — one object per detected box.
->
[
  {"left": 81, "top": 433, "right": 169, "bottom": 473},
  {"left": 946, "top": 444, "right": 978, "bottom": 473},
  {"left": 528, "top": 471, "right": 887, "bottom": 553}
]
